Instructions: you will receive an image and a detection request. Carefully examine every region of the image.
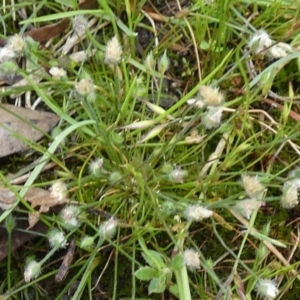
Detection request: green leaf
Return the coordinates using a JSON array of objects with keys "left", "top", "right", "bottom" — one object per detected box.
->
[
  {"left": 260, "top": 66, "right": 277, "bottom": 95},
  {"left": 137, "top": 124, "right": 167, "bottom": 144},
  {"left": 148, "top": 275, "right": 166, "bottom": 294},
  {"left": 168, "top": 284, "right": 179, "bottom": 297},
  {"left": 135, "top": 267, "right": 159, "bottom": 281},
  {"left": 200, "top": 40, "right": 210, "bottom": 50},
  {"left": 170, "top": 254, "right": 184, "bottom": 271},
  {"left": 142, "top": 250, "right": 165, "bottom": 269}
]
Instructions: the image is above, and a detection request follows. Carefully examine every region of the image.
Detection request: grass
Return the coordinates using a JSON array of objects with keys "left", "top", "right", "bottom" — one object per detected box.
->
[{"left": 1, "top": 0, "right": 300, "bottom": 299}]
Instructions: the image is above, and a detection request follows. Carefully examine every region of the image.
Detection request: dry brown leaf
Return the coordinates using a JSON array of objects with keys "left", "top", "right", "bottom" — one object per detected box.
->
[
  {"left": 0, "top": 186, "right": 69, "bottom": 211},
  {"left": 0, "top": 0, "right": 99, "bottom": 46},
  {"left": 25, "top": 18, "right": 70, "bottom": 43},
  {"left": 0, "top": 186, "right": 69, "bottom": 227},
  {"left": 24, "top": 187, "right": 68, "bottom": 212},
  {"left": 0, "top": 104, "right": 59, "bottom": 157},
  {"left": 28, "top": 211, "right": 41, "bottom": 229},
  {"left": 19, "top": 0, "right": 98, "bottom": 42}
]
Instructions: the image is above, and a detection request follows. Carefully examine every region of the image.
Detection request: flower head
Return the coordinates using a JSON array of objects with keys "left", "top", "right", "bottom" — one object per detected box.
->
[
  {"left": 184, "top": 205, "right": 213, "bottom": 222},
  {"left": 49, "top": 66, "right": 67, "bottom": 80},
  {"left": 144, "top": 51, "right": 156, "bottom": 72},
  {"left": 183, "top": 249, "right": 200, "bottom": 270},
  {"left": 50, "top": 181, "right": 67, "bottom": 201},
  {"left": 256, "top": 279, "right": 279, "bottom": 299},
  {"left": 168, "top": 168, "right": 188, "bottom": 183},
  {"left": 158, "top": 50, "right": 169, "bottom": 74},
  {"left": 268, "top": 42, "right": 293, "bottom": 59},
  {"left": 89, "top": 158, "right": 104, "bottom": 177},
  {"left": 99, "top": 217, "right": 117, "bottom": 240},
  {"left": 76, "top": 78, "right": 94, "bottom": 97},
  {"left": 248, "top": 30, "right": 273, "bottom": 55},
  {"left": 0, "top": 46, "right": 16, "bottom": 62},
  {"left": 281, "top": 180, "right": 299, "bottom": 208},
  {"left": 105, "top": 36, "right": 122, "bottom": 66},
  {"left": 24, "top": 260, "right": 41, "bottom": 282},
  {"left": 198, "top": 86, "right": 224, "bottom": 106},
  {"left": 187, "top": 98, "right": 206, "bottom": 109},
  {"left": 241, "top": 175, "right": 265, "bottom": 198},
  {"left": 48, "top": 228, "right": 68, "bottom": 249},
  {"left": 59, "top": 205, "right": 81, "bottom": 230},
  {"left": 7, "top": 34, "right": 26, "bottom": 55},
  {"left": 202, "top": 106, "right": 223, "bottom": 129},
  {"left": 234, "top": 198, "right": 264, "bottom": 219},
  {"left": 248, "top": 29, "right": 293, "bottom": 59},
  {"left": 73, "top": 16, "right": 88, "bottom": 36}
]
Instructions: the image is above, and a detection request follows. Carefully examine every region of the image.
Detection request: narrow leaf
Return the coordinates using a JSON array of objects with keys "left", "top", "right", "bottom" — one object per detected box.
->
[
  {"left": 137, "top": 124, "right": 166, "bottom": 144},
  {"left": 142, "top": 100, "right": 174, "bottom": 120},
  {"left": 120, "top": 120, "right": 157, "bottom": 130}
]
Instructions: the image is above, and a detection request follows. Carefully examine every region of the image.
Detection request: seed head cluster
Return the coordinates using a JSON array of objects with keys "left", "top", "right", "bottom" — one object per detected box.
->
[
  {"left": 105, "top": 36, "right": 122, "bottom": 66},
  {"left": 183, "top": 249, "right": 200, "bottom": 270},
  {"left": 233, "top": 175, "right": 265, "bottom": 219},
  {"left": 187, "top": 85, "right": 225, "bottom": 129},
  {"left": 248, "top": 29, "right": 293, "bottom": 59},
  {"left": 279, "top": 168, "right": 300, "bottom": 209},
  {"left": 256, "top": 279, "right": 279, "bottom": 299},
  {"left": 241, "top": 174, "right": 265, "bottom": 198},
  {"left": 184, "top": 205, "right": 213, "bottom": 222},
  {"left": 24, "top": 260, "right": 41, "bottom": 282}
]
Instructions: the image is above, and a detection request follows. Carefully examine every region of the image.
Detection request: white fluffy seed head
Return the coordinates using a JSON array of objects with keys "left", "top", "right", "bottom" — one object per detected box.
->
[
  {"left": 59, "top": 205, "right": 81, "bottom": 230},
  {"left": 105, "top": 36, "right": 122, "bottom": 66},
  {"left": 0, "top": 46, "right": 16, "bottom": 62},
  {"left": 248, "top": 30, "right": 273, "bottom": 55},
  {"left": 73, "top": 16, "right": 88, "bottom": 36},
  {"left": 202, "top": 106, "right": 223, "bottom": 129},
  {"left": 7, "top": 34, "right": 26, "bottom": 55},
  {"left": 168, "top": 168, "right": 188, "bottom": 183},
  {"left": 89, "top": 158, "right": 104, "bottom": 177},
  {"left": 234, "top": 198, "right": 264, "bottom": 219},
  {"left": 50, "top": 181, "right": 67, "bottom": 201},
  {"left": 267, "top": 42, "right": 293, "bottom": 59},
  {"left": 49, "top": 66, "right": 67, "bottom": 80},
  {"left": 184, "top": 205, "right": 213, "bottom": 222},
  {"left": 198, "top": 86, "right": 224, "bottom": 106},
  {"left": 76, "top": 78, "right": 94, "bottom": 96},
  {"left": 183, "top": 249, "right": 200, "bottom": 269},
  {"left": 99, "top": 217, "right": 117, "bottom": 240},
  {"left": 24, "top": 260, "right": 41, "bottom": 282},
  {"left": 48, "top": 228, "right": 68, "bottom": 249},
  {"left": 256, "top": 279, "right": 279, "bottom": 299},
  {"left": 281, "top": 180, "right": 299, "bottom": 209},
  {"left": 241, "top": 175, "right": 265, "bottom": 198},
  {"left": 187, "top": 98, "right": 206, "bottom": 109}
]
